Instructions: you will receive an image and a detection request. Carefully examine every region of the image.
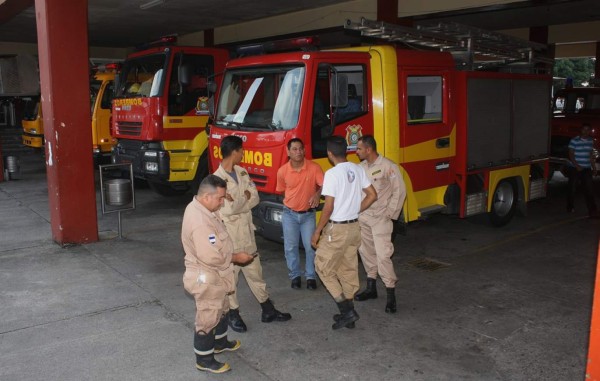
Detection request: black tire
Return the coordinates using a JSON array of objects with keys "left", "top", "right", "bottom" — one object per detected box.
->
[
  {"left": 489, "top": 179, "right": 517, "bottom": 227},
  {"left": 148, "top": 180, "right": 189, "bottom": 196},
  {"left": 190, "top": 151, "right": 209, "bottom": 195}
]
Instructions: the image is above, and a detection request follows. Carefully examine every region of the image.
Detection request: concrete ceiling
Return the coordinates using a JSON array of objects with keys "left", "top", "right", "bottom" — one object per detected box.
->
[
  {"left": 0, "top": 0, "right": 599, "bottom": 48},
  {"left": 0, "top": 0, "right": 349, "bottom": 48}
]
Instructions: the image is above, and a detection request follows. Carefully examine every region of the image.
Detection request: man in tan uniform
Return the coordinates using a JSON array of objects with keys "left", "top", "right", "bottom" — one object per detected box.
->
[
  {"left": 311, "top": 136, "right": 377, "bottom": 330},
  {"left": 214, "top": 135, "right": 291, "bottom": 333},
  {"left": 181, "top": 175, "right": 254, "bottom": 373},
  {"left": 355, "top": 135, "right": 406, "bottom": 313}
]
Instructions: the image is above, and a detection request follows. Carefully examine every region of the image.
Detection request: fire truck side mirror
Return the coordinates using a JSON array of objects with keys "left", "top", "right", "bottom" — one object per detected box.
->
[
  {"left": 331, "top": 73, "right": 348, "bottom": 108},
  {"left": 207, "top": 81, "right": 217, "bottom": 117},
  {"left": 178, "top": 64, "right": 191, "bottom": 86},
  {"left": 207, "top": 81, "right": 217, "bottom": 94}
]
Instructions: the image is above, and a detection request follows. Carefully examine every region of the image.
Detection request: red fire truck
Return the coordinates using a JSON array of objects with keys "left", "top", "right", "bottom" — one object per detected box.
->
[
  {"left": 207, "top": 19, "right": 552, "bottom": 242},
  {"left": 111, "top": 37, "right": 229, "bottom": 195},
  {"left": 550, "top": 86, "right": 600, "bottom": 175}
]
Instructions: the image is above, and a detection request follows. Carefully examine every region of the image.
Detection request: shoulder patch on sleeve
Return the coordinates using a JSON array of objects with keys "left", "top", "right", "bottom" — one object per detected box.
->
[{"left": 208, "top": 234, "right": 216, "bottom": 245}]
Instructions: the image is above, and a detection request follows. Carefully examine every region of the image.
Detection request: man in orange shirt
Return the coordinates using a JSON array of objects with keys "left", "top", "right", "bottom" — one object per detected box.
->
[{"left": 276, "top": 138, "right": 324, "bottom": 290}]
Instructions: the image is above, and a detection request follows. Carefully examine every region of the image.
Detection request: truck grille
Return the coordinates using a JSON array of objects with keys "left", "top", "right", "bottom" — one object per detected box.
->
[
  {"left": 116, "top": 121, "right": 142, "bottom": 136},
  {"left": 249, "top": 174, "right": 268, "bottom": 188}
]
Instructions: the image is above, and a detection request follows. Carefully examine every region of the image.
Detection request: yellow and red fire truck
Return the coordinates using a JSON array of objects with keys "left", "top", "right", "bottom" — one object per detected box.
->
[
  {"left": 207, "top": 19, "right": 552, "bottom": 241},
  {"left": 110, "top": 36, "right": 229, "bottom": 195},
  {"left": 22, "top": 64, "right": 118, "bottom": 164}
]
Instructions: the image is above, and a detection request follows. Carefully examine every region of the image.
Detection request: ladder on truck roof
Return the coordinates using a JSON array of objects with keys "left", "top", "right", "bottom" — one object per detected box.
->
[{"left": 344, "top": 17, "right": 551, "bottom": 72}]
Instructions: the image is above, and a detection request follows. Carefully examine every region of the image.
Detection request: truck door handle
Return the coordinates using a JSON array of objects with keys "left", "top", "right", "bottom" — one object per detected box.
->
[{"left": 436, "top": 137, "right": 450, "bottom": 148}]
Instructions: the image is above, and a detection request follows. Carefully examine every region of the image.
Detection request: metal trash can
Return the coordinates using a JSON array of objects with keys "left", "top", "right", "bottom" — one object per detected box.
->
[
  {"left": 104, "top": 178, "right": 132, "bottom": 206},
  {"left": 4, "top": 156, "right": 20, "bottom": 180}
]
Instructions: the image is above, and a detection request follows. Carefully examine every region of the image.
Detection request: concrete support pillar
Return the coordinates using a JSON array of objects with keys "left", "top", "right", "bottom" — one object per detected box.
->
[{"left": 35, "top": 0, "right": 98, "bottom": 244}]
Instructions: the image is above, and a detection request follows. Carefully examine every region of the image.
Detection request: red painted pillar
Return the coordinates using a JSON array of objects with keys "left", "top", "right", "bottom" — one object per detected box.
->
[
  {"left": 35, "top": 0, "right": 98, "bottom": 244},
  {"left": 204, "top": 29, "right": 214, "bottom": 47},
  {"left": 587, "top": 242, "right": 600, "bottom": 380},
  {"left": 377, "top": 0, "right": 398, "bottom": 24}
]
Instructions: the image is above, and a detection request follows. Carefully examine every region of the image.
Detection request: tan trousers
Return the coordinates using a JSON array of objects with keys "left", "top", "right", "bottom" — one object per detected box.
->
[
  {"left": 315, "top": 222, "right": 361, "bottom": 300},
  {"left": 183, "top": 269, "right": 229, "bottom": 334},
  {"left": 228, "top": 253, "right": 269, "bottom": 309},
  {"left": 358, "top": 216, "right": 397, "bottom": 288}
]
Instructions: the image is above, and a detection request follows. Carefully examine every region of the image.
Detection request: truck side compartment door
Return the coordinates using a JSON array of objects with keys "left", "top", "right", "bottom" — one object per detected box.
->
[{"left": 400, "top": 71, "right": 454, "bottom": 193}]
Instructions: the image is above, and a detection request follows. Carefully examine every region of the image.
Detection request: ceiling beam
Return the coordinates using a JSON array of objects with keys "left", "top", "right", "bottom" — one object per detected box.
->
[{"left": 0, "top": 0, "right": 34, "bottom": 25}]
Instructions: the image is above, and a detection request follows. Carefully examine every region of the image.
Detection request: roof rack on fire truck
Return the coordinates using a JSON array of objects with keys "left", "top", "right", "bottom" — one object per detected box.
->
[{"left": 344, "top": 17, "right": 551, "bottom": 71}]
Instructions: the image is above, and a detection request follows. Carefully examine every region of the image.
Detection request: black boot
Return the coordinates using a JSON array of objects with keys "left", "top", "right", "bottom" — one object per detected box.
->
[
  {"left": 385, "top": 287, "right": 397, "bottom": 314},
  {"left": 214, "top": 315, "right": 241, "bottom": 353},
  {"left": 332, "top": 300, "right": 359, "bottom": 330},
  {"left": 260, "top": 299, "right": 292, "bottom": 323},
  {"left": 227, "top": 308, "right": 247, "bottom": 333},
  {"left": 354, "top": 278, "right": 378, "bottom": 301},
  {"left": 332, "top": 300, "right": 355, "bottom": 329},
  {"left": 194, "top": 331, "right": 230, "bottom": 374}
]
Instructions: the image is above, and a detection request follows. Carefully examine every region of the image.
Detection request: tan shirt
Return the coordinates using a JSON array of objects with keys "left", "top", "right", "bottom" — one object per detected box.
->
[
  {"left": 214, "top": 164, "right": 260, "bottom": 254},
  {"left": 359, "top": 154, "right": 406, "bottom": 220},
  {"left": 181, "top": 197, "right": 235, "bottom": 294}
]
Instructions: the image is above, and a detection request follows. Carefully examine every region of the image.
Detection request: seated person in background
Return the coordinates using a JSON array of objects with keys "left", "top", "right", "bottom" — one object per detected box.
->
[{"left": 336, "top": 84, "right": 362, "bottom": 122}]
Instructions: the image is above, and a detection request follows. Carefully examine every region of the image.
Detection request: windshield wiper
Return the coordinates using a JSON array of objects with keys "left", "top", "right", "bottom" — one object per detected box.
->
[{"left": 216, "top": 120, "right": 242, "bottom": 130}]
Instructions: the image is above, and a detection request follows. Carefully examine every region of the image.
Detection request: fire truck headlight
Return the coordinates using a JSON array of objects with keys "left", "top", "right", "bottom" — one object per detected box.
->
[
  {"left": 266, "top": 207, "right": 283, "bottom": 223},
  {"left": 145, "top": 162, "right": 159, "bottom": 172}
]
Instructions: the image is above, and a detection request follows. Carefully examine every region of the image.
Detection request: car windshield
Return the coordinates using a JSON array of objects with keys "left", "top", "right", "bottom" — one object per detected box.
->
[
  {"left": 215, "top": 65, "right": 305, "bottom": 131},
  {"left": 115, "top": 53, "right": 167, "bottom": 98}
]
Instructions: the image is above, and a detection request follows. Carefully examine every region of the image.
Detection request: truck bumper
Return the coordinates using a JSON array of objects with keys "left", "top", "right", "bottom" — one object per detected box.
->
[
  {"left": 252, "top": 196, "right": 285, "bottom": 243},
  {"left": 22, "top": 133, "right": 43, "bottom": 148},
  {"left": 112, "top": 140, "right": 170, "bottom": 181}
]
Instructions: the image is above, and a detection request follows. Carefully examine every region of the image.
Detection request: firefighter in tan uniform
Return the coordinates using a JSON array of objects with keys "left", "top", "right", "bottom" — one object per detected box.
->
[
  {"left": 355, "top": 135, "right": 406, "bottom": 313},
  {"left": 311, "top": 136, "right": 377, "bottom": 330},
  {"left": 181, "top": 175, "right": 255, "bottom": 374},
  {"left": 214, "top": 135, "right": 291, "bottom": 333}
]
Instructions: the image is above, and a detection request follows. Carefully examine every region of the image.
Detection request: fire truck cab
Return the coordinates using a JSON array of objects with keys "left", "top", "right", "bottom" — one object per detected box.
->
[
  {"left": 21, "top": 65, "right": 117, "bottom": 165},
  {"left": 208, "top": 20, "right": 551, "bottom": 242},
  {"left": 110, "top": 37, "right": 229, "bottom": 195}
]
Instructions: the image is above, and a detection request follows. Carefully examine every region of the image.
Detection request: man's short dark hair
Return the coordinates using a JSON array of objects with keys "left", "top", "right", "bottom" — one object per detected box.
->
[
  {"left": 221, "top": 136, "right": 243, "bottom": 158},
  {"left": 287, "top": 138, "right": 304, "bottom": 150},
  {"left": 327, "top": 136, "right": 347, "bottom": 158},
  {"left": 197, "top": 174, "right": 227, "bottom": 196},
  {"left": 358, "top": 135, "right": 377, "bottom": 151}
]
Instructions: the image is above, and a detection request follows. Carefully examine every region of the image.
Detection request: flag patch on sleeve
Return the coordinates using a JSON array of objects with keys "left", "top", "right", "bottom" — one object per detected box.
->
[{"left": 208, "top": 234, "right": 216, "bottom": 245}]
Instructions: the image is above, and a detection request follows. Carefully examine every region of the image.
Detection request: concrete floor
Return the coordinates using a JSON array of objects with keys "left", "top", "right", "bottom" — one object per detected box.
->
[{"left": 0, "top": 152, "right": 598, "bottom": 381}]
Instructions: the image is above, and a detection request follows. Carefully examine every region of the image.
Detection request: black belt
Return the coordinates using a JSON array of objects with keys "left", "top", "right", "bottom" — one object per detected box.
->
[
  {"left": 329, "top": 218, "right": 358, "bottom": 224},
  {"left": 291, "top": 208, "right": 316, "bottom": 214}
]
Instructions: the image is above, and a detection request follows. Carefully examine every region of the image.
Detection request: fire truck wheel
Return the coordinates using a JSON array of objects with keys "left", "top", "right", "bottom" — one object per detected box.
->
[
  {"left": 489, "top": 179, "right": 517, "bottom": 227},
  {"left": 148, "top": 180, "right": 189, "bottom": 196}
]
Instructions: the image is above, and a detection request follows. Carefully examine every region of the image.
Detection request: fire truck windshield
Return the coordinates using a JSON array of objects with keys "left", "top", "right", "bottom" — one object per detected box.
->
[
  {"left": 215, "top": 65, "right": 305, "bottom": 131},
  {"left": 115, "top": 53, "right": 167, "bottom": 98}
]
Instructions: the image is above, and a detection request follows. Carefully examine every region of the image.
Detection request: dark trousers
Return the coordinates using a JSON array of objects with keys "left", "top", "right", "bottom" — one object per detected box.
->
[{"left": 567, "top": 166, "right": 597, "bottom": 214}]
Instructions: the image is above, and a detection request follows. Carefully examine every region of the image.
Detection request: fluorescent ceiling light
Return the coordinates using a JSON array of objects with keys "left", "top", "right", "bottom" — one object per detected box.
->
[{"left": 140, "top": 0, "right": 164, "bottom": 10}]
